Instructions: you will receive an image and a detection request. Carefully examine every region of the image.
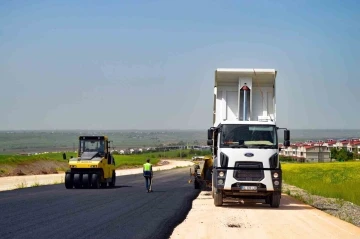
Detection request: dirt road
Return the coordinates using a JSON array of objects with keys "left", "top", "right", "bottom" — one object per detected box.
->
[{"left": 170, "top": 191, "right": 360, "bottom": 239}]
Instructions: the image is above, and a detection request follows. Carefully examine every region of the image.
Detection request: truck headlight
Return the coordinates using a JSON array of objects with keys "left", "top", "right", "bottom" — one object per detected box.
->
[
  {"left": 273, "top": 172, "right": 279, "bottom": 178},
  {"left": 219, "top": 171, "right": 224, "bottom": 177}
]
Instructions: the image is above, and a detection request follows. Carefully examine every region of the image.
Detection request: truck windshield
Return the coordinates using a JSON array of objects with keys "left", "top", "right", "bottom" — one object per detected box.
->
[
  {"left": 220, "top": 124, "right": 277, "bottom": 148},
  {"left": 79, "top": 139, "right": 105, "bottom": 156}
]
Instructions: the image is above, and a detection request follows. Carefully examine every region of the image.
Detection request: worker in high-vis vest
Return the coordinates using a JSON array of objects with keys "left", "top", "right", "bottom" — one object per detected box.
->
[{"left": 143, "top": 159, "right": 153, "bottom": 193}]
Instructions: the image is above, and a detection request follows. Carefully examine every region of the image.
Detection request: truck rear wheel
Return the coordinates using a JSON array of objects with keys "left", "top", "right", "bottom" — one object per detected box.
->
[
  {"left": 270, "top": 192, "right": 281, "bottom": 208},
  {"left": 65, "top": 173, "right": 73, "bottom": 189},
  {"left": 214, "top": 191, "right": 223, "bottom": 206}
]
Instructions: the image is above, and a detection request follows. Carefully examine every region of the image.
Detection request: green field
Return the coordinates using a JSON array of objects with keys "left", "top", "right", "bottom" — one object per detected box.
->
[
  {"left": 282, "top": 161, "right": 360, "bottom": 205},
  {"left": 0, "top": 149, "right": 211, "bottom": 168},
  {"left": 113, "top": 154, "right": 161, "bottom": 168}
]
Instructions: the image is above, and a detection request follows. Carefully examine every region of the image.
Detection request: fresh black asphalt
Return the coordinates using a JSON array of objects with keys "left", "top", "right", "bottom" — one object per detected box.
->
[{"left": 0, "top": 167, "right": 200, "bottom": 239}]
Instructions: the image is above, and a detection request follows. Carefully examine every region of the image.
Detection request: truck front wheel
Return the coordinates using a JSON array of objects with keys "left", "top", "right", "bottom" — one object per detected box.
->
[
  {"left": 214, "top": 190, "right": 223, "bottom": 206},
  {"left": 270, "top": 192, "right": 281, "bottom": 208}
]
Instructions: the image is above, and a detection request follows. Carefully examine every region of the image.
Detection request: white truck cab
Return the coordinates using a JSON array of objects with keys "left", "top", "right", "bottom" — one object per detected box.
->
[{"left": 207, "top": 68, "right": 290, "bottom": 207}]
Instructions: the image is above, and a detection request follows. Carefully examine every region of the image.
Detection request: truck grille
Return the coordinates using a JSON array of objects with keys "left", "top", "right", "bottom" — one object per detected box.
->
[{"left": 233, "top": 162, "right": 264, "bottom": 181}]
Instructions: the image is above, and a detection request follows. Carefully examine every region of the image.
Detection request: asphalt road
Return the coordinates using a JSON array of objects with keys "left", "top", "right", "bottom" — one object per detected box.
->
[{"left": 0, "top": 167, "right": 199, "bottom": 239}]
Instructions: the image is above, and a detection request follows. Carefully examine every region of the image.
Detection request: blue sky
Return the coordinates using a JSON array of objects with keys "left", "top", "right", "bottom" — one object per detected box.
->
[{"left": 0, "top": 0, "right": 359, "bottom": 130}]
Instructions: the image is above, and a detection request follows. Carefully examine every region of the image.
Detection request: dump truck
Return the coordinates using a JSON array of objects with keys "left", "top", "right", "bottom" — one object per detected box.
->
[
  {"left": 203, "top": 68, "right": 290, "bottom": 207},
  {"left": 62, "top": 135, "right": 116, "bottom": 189}
]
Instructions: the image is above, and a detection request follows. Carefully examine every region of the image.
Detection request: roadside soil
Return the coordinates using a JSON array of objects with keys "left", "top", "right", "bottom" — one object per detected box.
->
[
  {"left": 170, "top": 190, "right": 360, "bottom": 239},
  {"left": 0, "top": 161, "right": 68, "bottom": 177}
]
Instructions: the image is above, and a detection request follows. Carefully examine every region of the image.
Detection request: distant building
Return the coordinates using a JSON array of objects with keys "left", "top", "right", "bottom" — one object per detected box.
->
[{"left": 279, "top": 138, "right": 360, "bottom": 162}]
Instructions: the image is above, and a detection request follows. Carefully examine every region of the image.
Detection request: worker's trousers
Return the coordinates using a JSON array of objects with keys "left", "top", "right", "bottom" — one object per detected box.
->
[{"left": 144, "top": 176, "right": 152, "bottom": 191}]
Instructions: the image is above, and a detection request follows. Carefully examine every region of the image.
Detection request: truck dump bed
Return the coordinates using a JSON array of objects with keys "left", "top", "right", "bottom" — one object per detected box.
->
[{"left": 213, "top": 68, "right": 277, "bottom": 126}]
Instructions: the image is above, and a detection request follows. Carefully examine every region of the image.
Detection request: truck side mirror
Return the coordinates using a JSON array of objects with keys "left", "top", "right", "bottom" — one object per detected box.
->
[
  {"left": 207, "top": 129, "right": 213, "bottom": 140},
  {"left": 62, "top": 153, "right": 67, "bottom": 160},
  {"left": 284, "top": 129, "right": 290, "bottom": 147},
  {"left": 284, "top": 129, "right": 290, "bottom": 141},
  {"left": 207, "top": 139, "right": 213, "bottom": 146}
]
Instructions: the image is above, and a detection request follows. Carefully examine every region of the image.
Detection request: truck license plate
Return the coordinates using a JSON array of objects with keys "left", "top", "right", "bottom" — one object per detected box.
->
[{"left": 240, "top": 186, "right": 257, "bottom": 191}]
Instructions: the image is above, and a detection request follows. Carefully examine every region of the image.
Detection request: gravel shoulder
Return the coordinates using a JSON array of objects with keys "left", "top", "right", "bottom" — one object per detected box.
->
[
  {"left": 282, "top": 182, "right": 360, "bottom": 227},
  {"left": 170, "top": 187, "right": 360, "bottom": 239}
]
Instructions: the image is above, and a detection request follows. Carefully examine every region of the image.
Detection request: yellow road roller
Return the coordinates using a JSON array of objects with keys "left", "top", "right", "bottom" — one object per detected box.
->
[
  {"left": 62, "top": 135, "right": 116, "bottom": 189},
  {"left": 190, "top": 155, "right": 213, "bottom": 190}
]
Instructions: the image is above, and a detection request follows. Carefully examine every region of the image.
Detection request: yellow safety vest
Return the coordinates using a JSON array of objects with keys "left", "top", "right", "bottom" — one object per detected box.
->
[{"left": 143, "top": 163, "right": 152, "bottom": 171}]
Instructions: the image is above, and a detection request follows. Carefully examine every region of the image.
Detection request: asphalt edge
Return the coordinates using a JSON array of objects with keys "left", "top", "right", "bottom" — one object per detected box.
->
[{"left": 154, "top": 188, "right": 201, "bottom": 239}]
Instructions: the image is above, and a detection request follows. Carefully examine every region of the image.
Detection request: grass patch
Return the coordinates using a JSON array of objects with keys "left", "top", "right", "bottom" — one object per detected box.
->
[
  {"left": 31, "top": 182, "right": 40, "bottom": 187},
  {"left": 0, "top": 152, "right": 77, "bottom": 165},
  {"left": 15, "top": 181, "right": 27, "bottom": 188},
  {"left": 282, "top": 161, "right": 360, "bottom": 206},
  {"left": 113, "top": 154, "right": 160, "bottom": 168}
]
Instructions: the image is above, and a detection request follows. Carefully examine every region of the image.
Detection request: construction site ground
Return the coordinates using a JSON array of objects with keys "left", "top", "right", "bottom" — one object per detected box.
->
[{"left": 170, "top": 191, "right": 360, "bottom": 239}]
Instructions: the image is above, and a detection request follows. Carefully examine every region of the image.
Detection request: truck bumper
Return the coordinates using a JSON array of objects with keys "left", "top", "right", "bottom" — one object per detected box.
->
[{"left": 213, "top": 167, "right": 282, "bottom": 196}]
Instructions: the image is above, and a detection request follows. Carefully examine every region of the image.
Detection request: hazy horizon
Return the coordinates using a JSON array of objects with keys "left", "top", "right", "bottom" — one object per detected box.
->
[
  {"left": 2, "top": 129, "right": 360, "bottom": 154},
  {"left": 3, "top": 128, "right": 360, "bottom": 132}
]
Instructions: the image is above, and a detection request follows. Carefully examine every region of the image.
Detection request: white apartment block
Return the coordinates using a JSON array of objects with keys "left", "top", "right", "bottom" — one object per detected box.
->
[{"left": 279, "top": 138, "right": 360, "bottom": 163}]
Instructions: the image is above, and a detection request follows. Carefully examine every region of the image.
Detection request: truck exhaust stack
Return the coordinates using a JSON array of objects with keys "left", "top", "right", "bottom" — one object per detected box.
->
[{"left": 240, "top": 84, "right": 250, "bottom": 121}]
